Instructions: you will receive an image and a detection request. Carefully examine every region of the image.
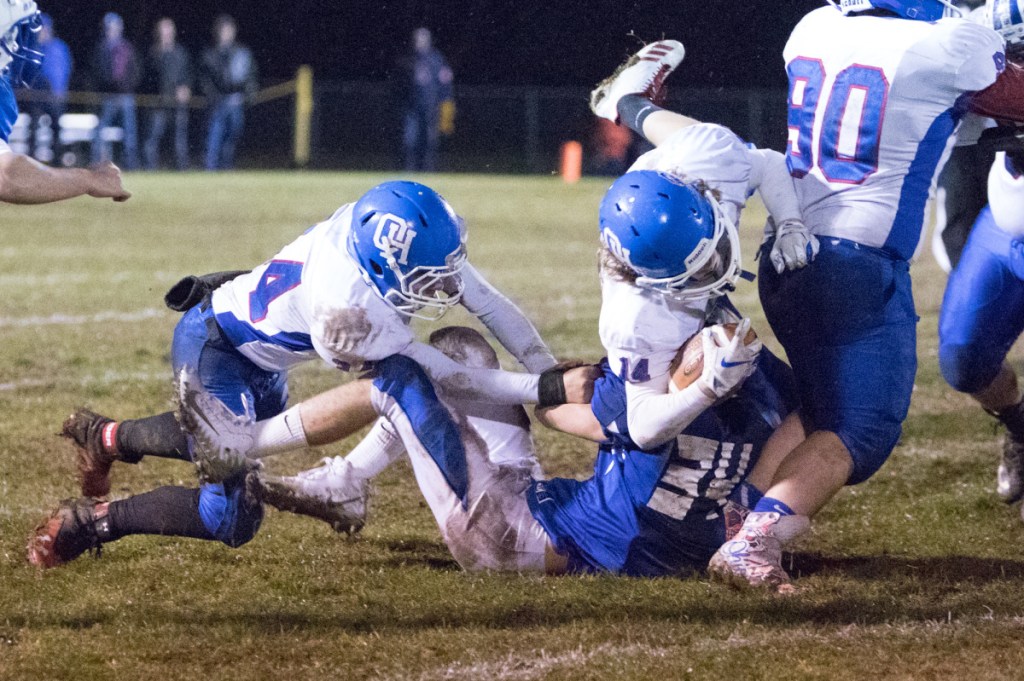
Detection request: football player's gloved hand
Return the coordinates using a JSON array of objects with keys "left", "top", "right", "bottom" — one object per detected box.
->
[
  {"left": 770, "top": 218, "right": 819, "bottom": 274},
  {"left": 696, "top": 318, "right": 762, "bottom": 400},
  {"left": 176, "top": 368, "right": 260, "bottom": 483}
]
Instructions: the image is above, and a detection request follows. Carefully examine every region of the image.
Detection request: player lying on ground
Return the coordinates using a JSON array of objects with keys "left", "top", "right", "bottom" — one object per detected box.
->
[
  {"left": 27, "top": 181, "right": 593, "bottom": 567},
  {"left": 173, "top": 323, "right": 797, "bottom": 577},
  {"left": 0, "top": 2, "right": 130, "bottom": 204}
]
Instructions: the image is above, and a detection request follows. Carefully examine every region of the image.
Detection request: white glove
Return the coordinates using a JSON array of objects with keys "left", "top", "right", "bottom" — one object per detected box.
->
[
  {"left": 696, "top": 318, "right": 762, "bottom": 399},
  {"left": 176, "top": 368, "right": 260, "bottom": 483},
  {"left": 770, "top": 218, "right": 819, "bottom": 274}
]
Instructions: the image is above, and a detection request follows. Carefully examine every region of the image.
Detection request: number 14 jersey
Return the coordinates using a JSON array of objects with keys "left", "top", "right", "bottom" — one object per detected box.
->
[{"left": 785, "top": 8, "right": 1004, "bottom": 260}]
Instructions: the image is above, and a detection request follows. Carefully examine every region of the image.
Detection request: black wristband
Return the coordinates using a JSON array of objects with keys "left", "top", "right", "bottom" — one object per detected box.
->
[{"left": 538, "top": 367, "right": 569, "bottom": 408}]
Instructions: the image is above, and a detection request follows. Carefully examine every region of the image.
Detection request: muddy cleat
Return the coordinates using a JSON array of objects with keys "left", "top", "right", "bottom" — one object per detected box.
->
[
  {"left": 27, "top": 498, "right": 107, "bottom": 568},
  {"left": 176, "top": 368, "right": 256, "bottom": 483},
  {"left": 708, "top": 511, "right": 809, "bottom": 593},
  {"left": 252, "top": 457, "right": 368, "bottom": 535},
  {"left": 997, "top": 430, "right": 1024, "bottom": 503},
  {"left": 61, "top": 408, "right": 117, "bottom": 498},
  {"left": 590, "top": 39, "right": 686, "bottom": 122}
]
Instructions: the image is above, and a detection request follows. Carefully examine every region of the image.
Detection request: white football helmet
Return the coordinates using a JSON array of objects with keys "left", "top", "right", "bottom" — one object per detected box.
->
[{"left": 0, "top": 0, "right": 41, "bottom": 78}]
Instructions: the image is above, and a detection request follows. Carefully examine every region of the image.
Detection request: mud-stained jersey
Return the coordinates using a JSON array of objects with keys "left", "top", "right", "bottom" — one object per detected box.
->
[
  {"left": 785, "top": 7, "right": 1005, "bottom": 259},
  {"left": 212, "top": 204, "right": 414, "bottom": 373}
]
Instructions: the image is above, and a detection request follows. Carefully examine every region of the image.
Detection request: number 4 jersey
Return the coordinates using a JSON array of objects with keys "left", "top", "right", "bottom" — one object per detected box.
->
[
  {"left": 211, "top": 204, "right": 416, "bottom": 373},
  {"left": 785, "top": 7, "right": 1005, "bottom": 260}
]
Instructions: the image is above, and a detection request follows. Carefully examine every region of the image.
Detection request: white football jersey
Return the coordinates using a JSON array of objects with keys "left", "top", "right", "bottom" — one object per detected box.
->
[
  {"left": 212, "top": 204, "right": 415, "bottom": 373},
  {"left": 785, "top": 7, "right": 1005, "bottom": 259},
  {"left": 601, "top": 123, "right": 779, "bottom": 385},
  {"left": 988, "top": 152, "right": 1024, "bottom": 238}
]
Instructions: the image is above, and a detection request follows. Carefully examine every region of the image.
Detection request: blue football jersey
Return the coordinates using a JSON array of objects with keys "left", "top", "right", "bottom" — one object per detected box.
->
[
  {"left": 527, "top": 350, "right": 797, "bottom": 577},
  {"left": 0, "top": 73, "right": 17, "bottom": 144}
]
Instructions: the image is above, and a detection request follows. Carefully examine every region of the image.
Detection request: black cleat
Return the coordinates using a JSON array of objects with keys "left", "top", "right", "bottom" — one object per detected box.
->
[
  {"left": 61, "top": 408, "right": 117, "bottom": 498},
  {"left": 27, "top": 498, "right": 106, "bottom": 569}
]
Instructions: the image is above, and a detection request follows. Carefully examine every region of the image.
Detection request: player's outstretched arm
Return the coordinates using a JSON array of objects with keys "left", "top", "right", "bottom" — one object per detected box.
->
[
  {"left": 459, "top": 263, "right": 557, "bottom": 372},
  {"left": 0, "top": 155, "right": 131, "bottom": 204}
]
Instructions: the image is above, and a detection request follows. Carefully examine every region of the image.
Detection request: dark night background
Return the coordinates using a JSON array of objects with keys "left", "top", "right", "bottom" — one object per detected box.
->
[{"left": 43, "top": 2, "right": 823, "bottom": 88}]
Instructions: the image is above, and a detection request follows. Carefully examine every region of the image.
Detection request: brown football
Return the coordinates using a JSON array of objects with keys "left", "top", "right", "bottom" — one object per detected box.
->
[{"left": 668, "top": 323, "right": 758, "bottom": 392}]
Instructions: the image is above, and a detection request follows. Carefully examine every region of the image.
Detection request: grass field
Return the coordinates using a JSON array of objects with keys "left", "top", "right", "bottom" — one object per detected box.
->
[{"left": 3, "top": 172, "right": 1024, "bottom": 680}]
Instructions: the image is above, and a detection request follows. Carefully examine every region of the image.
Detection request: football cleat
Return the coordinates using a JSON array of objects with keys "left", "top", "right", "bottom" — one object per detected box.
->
[
  {"left": 27, "top": 498, "right": 106, "bottom": 569},
  {"left": 707, "top": 511, "right": 809, "bottom": 593},
  {"left": 61, "top": 408, "right": 117, "bottom": 498},
  {"left": 589, "top": 40, "right": 685, "bottom": 123},
  {"left": 250, "top": 457, "right": 368, "bottom": 536},
  {"left": 997, "top": 430, "right": 1024, "bottom": 503},
  {"left": 176, "top": 368, "right": 257, "bottom": 483}
]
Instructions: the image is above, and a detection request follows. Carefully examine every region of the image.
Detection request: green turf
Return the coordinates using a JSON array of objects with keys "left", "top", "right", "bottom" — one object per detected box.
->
[{"left": 3, "top": 171, "right": 1024, "bottom": 680}]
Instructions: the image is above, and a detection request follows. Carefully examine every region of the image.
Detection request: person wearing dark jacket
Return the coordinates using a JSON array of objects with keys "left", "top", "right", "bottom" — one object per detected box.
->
[
  {"left": 90, "top": 12, "right": 142, "bottom": 170},
  {"left": 143, "top": 18, "right": 191, "bottom": 170},
  {"left": 200, "top": 15, "right": 257, "bottom": 171}
]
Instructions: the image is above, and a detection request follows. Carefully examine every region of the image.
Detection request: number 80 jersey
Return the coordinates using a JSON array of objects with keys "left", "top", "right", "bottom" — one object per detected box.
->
[{"left": 785, "top": 7, "right": 1004, "bottom": 260}]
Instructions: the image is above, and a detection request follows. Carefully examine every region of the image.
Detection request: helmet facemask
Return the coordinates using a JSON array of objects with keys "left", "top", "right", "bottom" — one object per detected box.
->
[
  {"left": 376, "top": 237, "right": 467, "bottom": 321},
  {"left": 1, "top": 9, "right": 41, "bottom": 85}
]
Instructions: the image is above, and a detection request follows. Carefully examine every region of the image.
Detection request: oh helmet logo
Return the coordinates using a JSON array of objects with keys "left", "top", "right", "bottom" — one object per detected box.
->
[
  {"left": 373, "top": 213, "right": 417, "bottom": 265},
  {"left": 601, "top": 227, "right": 634, "bottom": 267}
]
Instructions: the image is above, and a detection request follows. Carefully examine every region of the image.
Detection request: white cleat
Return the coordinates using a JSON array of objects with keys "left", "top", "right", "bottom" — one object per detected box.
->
[
  {"left": 707, "top": 511, "right": 809, "bottom": 593},
  {"left": 253, "top": 457, "right": 368, "bottom": 535},
  {"left": 176, "top": 368, "right": 258, "bottom": 483},
  {"left": 590, "top": 39, "right": 686, "bottom": 122}
]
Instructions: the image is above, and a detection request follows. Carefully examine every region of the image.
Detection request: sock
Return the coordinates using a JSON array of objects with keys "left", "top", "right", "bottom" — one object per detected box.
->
[
  {"left": 103, "top": 486, "right": 214, "bottom": 541},
  {"left": 728, "top": 481, "right": 764, "bottom": 510},
  {"left": 616, "top": 93, "right": 664, "bottom": 137},
  {"left": 115, "top": 411, "right": 190, "bottom": 463},
  {"left": 251, "top": 405, "right": 307, "bottom": 457},
  {"left": 753, "top": 496, "right": 796, "bottom": 517},
  {"left": 990, "top": 399, "right": 1024, "bottom": 438},
  {"left": 345, "top": 420, "right": 404, "bottom": 481}
]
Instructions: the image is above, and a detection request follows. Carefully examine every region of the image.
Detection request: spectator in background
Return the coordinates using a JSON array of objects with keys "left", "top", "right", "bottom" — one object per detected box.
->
[
  {"left": 0, "top": 3, "right": 130, "bottom": 204},
  {"left": 90, "top": 12, "right": 141, "bottom": 170},
  {"left": 200, "top": 15, "right": 257, "bottom": 171},
  {"left": 143, "top": 17, "right": 191, "bottom": 170},
  {"left": 22, "top": 13, "right": 71, "bottom": 163},
  {"left": 396, "top": 27, "right": 453, "bottom": 172},
  {"left": 586, "top": 118, "right": 633, "bottom": 176}
]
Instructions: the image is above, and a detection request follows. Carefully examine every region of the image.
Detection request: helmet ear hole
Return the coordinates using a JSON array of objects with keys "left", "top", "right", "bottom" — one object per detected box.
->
[{"left": 370, "top": 260, "right": 384, "bottom": 276}]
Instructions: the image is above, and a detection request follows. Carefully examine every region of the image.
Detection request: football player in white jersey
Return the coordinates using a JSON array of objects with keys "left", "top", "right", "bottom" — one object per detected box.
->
[
  {"left": 939, "top": 0, "right": 1024, "bottom": 518},
  {"left": 28, "top": 181, "right": 592, "bottom": 568},
  {"left": 708, "top": 0, "right": 1024, "bottom": 591},
  {"left": 586, "top": 40, "right": 814, "bottom": 453}
]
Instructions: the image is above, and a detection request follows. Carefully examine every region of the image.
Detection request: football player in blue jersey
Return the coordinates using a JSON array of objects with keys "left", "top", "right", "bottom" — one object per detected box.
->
[
  {"left": 27, "top": 181, "right": 594, "bottom": 568},
  {"left": 0, "top": 1, "right": 130, "bottom": 204},
  {"left": 939, "top": 1, "right": 1024, "bottom": 517}
]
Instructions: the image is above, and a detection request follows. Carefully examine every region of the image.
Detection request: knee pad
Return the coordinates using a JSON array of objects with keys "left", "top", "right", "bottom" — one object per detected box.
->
[
  {"left": 939, "top": 341, "right": 1002, "bottom": 394},
  {"left": 198, "top": 476, "right": 264, "bottom": 548}
]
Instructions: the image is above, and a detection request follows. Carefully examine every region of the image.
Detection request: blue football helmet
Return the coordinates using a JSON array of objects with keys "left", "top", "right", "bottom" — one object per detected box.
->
[
  {"left": 347, "top": 181, "right": 467, "bottom": 320},
  {"left": 990, "top": 0, "right": 1024, "bottom": 55},
  {"left": 831, "top": 0, "right": 963, "bottom": 19},
  {"left": 598, "top": 170, "right": 742, "bottom": 301},
  {"left": 0, "top": 0, "right": 41, "bottom": 84}
]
